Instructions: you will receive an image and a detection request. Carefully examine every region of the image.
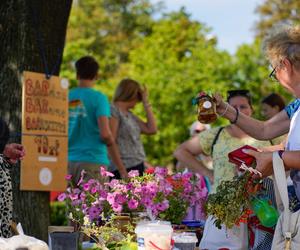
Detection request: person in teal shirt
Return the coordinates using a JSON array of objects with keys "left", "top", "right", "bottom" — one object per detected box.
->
[{"left": 68, "top": 56, "right": 127, "bottom": 185}]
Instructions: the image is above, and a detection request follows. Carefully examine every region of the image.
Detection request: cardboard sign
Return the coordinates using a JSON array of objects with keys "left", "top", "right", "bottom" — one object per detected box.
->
[{"left": 21, "top": 71, "right": 68, "bottom": 191}]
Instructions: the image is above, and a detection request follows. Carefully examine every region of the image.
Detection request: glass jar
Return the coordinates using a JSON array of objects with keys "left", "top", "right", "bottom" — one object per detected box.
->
[{"left": 197, "top": 94, "right": 217, "bottom": 124}]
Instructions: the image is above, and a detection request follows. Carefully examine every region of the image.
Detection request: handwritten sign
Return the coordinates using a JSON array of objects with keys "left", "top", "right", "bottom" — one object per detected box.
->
[{"left": 21, "top": 71, "right": 68, "bottom": 191}]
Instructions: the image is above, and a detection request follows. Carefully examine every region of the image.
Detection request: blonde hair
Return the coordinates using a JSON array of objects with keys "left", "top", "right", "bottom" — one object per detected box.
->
[
  {"left": 263, "top": 25, "right": 300, "bottom": 68},
  {"left": 113, "top": 78, "right": 142, "bottom": 102}
]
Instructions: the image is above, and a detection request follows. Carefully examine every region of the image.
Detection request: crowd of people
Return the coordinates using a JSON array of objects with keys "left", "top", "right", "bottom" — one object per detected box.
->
[{"left": 1, "top": 24, "right": 300, "bottom": 249}]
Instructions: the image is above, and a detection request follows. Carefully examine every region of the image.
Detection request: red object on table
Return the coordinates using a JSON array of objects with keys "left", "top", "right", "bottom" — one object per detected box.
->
[
  {"left": 228, "top": 145, "right": 258, "bottom": 167},
  {"left": 50, "top": 191, "right": 62, "bottom": 202}
]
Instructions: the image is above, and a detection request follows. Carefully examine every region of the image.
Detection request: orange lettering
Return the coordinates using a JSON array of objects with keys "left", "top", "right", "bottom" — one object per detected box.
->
[
  {"left": 25, "top": 98, "right": 34, "bottom": 113},
  {"left": 41, "top": 99, "right": 48, "bottom": 113},
  {"left": 26, "top": 117, "right": 31, "bottom": 130},
  {"left": 42, "top": 80, "right": 49, "bottom": 96},
  {"left": 25, "top": 79, "right": 33, "bottom": 96},
  {"left": 34, "top": 80, "right": 41, "bottom": 95}
]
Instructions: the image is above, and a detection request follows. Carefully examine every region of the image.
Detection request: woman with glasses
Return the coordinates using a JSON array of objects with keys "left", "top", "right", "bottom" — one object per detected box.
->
[
  {"left": 214, "top": 25, "right": 300, "bottom": 201},
  {"left": 174, "top": 90, "right": 274, "bottom": 249}
]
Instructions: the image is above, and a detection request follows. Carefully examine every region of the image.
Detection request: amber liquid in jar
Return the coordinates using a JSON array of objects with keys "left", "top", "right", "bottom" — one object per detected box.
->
[{"left": 197, "top": 95, "right": 217, "bottom": 124}]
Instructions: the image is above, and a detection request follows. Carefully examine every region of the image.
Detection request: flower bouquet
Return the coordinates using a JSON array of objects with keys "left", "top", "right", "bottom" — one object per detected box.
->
[
  {"left": 205, "top": 172, "right": 258, "bottom": 229},
  {"left": 58, "top": 167, "right": 208, "bottom": 248}
]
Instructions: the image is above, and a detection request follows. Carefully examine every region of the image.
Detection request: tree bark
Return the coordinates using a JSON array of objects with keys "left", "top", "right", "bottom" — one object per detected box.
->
[{"left": 0, "top": 0, "right": 72, "bottom": 241}]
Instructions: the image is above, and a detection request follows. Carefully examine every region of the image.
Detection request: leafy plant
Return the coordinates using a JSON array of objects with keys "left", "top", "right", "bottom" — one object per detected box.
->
[
  {"left": 205, "top": 172, "right": 259, "bottom": 229},
  {"left": 58, "top": 167, "right": 208, "bottom": 226},
  {"left": 50, "top": 201, "right": 68, "bottom": 226}
]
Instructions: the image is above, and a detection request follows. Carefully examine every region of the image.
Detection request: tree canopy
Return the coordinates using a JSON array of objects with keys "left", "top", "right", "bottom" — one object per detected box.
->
[
  {"left": 255, "top": 0, "right": 300, "bottom": 37},
  {"left": 61, "top": 0, "right": 292, "bottom": 165}
]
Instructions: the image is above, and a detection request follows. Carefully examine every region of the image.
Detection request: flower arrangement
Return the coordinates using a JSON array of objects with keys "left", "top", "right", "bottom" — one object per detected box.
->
[
  {"left": 205, "top": 172, "right": 261, "bottom": 229},
  {"left": 58, "top": 167, "right": 208, "bottom": 226}
]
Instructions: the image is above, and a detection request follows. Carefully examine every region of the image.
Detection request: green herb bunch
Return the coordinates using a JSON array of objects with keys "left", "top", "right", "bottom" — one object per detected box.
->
[{"left": 205, "top": 172, "right": 256, "bottom": 229}]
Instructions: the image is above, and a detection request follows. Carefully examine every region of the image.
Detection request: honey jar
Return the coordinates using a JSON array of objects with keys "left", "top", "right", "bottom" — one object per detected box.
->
[{"left": 195, "top": 92, "right": 217, "bottom": 124}]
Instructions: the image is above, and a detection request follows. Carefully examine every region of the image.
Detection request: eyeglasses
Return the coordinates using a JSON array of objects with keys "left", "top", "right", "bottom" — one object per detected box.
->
[{"left": 269, "top": 65, "right": 279, "bottom": 82}]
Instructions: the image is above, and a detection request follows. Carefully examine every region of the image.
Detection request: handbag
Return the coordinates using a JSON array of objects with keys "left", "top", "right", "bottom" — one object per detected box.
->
[{"left": 271, "top": 151, "right": 300, "bottom": 250}]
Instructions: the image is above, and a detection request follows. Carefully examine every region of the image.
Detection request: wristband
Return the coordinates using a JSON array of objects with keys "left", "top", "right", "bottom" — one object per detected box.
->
[
  {"left": 219, "top": 102, "right": 229, "bottom": 117},
  {"left": 230, "top": 107, "right": 239, "bottom": 124}
]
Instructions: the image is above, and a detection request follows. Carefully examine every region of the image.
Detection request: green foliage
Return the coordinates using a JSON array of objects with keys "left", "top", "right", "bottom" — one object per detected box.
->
[
  {"left": 231, "top": 39, "right": 291, "bottom": 119},
  {"left": 124, "top": 10, "right": 233, "bottom": 164},
  {"left": 61, "top": 0, "right": 158, "bottom": 81},
  {"left": 255, "top": 0, "right": 300, "bottom": 38},
  {"left": 60, "top": 0, "right": 293, "bottom": 166},
  {"left": 205, "top": 173, "right": 252, "bottom": 229},
  {"left": 50, "top": 202, "right": 68, "bottom": 226}
]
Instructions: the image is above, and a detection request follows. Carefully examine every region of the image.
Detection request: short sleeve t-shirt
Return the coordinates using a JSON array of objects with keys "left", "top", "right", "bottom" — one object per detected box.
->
[
  {"left": 285, "top": 99, "right": 300, "bottom": 199},
  {"left": 199, "top": 127, "right": 271, "bottom": 193},
  {"left": 68, "top": 87, "right": 110, "bottom": 165},
  {"left": 109, "top": 105, "right": 145, "bottom": 170}
]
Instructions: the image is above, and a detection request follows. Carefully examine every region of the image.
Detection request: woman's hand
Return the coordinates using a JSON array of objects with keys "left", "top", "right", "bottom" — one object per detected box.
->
[
  {"left": 141, "top": 86, "right": 149, "bottom": 106},
  {"left": 242, "top": 149, "right": 274, "bottom": 178},
  {"left": 213, "top": 93, "right": 228, "bottom": 115},
  {"left": 3, "top": 143, "right": 25, "bottom": 164}
]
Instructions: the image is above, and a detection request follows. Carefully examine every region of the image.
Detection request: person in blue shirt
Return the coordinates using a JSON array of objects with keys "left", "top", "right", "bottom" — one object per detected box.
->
[{"left": 68, "top": 56, "right": 127, "bottom": 184}]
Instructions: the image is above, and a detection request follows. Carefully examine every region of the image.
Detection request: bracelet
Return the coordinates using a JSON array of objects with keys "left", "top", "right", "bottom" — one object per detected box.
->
[
  {"left": 219, "top": 102, "right": 229, "bottom": 117},
  {"left": 230, "top": 107, "right": 239, "bottom": 124},
  {"left": 278, "top": 150, "right": 284, "bottom": 160}
]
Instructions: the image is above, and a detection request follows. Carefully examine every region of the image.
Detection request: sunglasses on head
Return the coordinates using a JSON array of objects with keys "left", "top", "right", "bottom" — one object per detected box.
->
[{"left": 227, "top": 90, "right": 251, "bottom": 101}]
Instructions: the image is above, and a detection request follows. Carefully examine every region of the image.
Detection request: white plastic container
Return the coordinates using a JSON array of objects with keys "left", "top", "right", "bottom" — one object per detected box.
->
[
  {"left": 173, "top": 232, "right": 198, "bottom": 250},
  {"left": 135, "top": 221, "right": 173, "bottom": 250}
]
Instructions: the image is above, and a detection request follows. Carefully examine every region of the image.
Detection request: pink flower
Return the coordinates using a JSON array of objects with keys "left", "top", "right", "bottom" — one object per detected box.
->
[
  {"left": 80, "top": 192, "right": 86, "bottom": 201},
  {"left": 156, "top": 200, "right": 169, "bottom": 211},
  {"left": 126, "top": 183, "right": 134, "bottom": 190},
  {"left": 115, "top": 194, "right": 127, "bottom": 204},
  {"left": 100, "top": 166, "right": 114, "bottom": 177},
  {"left": 154, "top": 167, "right": 168, "bottom": 177},
  {"left": 57, "top": 193, "right": 67, "bottom": 201},
  {"left": 77, "top": 170, "right": 86, "bottom": 186},
  {"left": 147, "top": 182, "right": 158, "bottom": 193},
  {"left": 128, "top": 170, "right": 139, "bottom": 178},
  {"left": 128, "top": 198, "right": 139, "bottom": 209},
  {"left": 73, "top": 188, "right": 81, "bottom": 194},
  {"left": 83, "top": 183, "right": 91, "bottom": 191},
  {"left": 88, "top": 206, "right": 101, "bottom": 221},
  {"left": 107, "top": 193, "right": 115, "bottom": 204},
  {"left": 65, "top": 174, "right": 72, "bottom": 181},
  {"left": 107, "top": 179, "right": 120, "bottom": 188},
  {"left": 112, "top": 203, "right": 123, "bottom": 213},
  {"left": 141, "top": 197, "right": 153, "bottom": 207},
  {"left": 72, "top": 200, "right": 81, "bottom": 206},
  {"left": 69, "top": 193, "right": 78, "bottom": 201},
  {"left": 182, "top": 172, "right": 193, "bottom": 179},
  {"left": 99, "top": 190, "right": 108, "bottom": 200},
  {"left": 91, "top": 186, "right": 98, "bottom": 194}
]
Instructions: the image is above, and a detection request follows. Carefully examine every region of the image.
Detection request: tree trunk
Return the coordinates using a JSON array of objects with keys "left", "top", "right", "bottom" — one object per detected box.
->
[{"left": 0, "top": 0, "right": 72, "bottom": 241}]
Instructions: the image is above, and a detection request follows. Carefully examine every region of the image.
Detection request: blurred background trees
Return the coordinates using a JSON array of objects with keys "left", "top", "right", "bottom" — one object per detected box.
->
[{"left": 61, "top": 0, "right": 296, "bottom": 165}]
